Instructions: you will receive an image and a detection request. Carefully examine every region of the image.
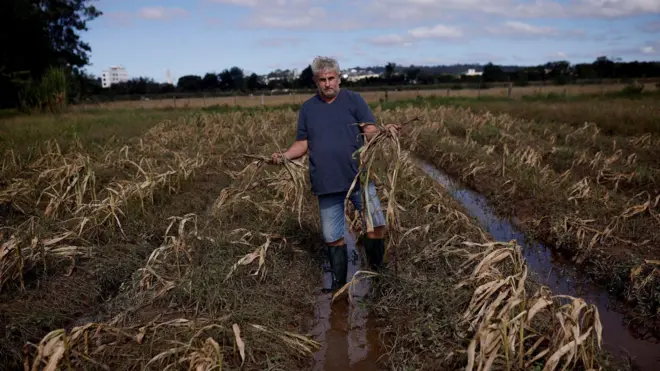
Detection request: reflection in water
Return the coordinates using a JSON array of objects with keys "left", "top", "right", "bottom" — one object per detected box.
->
[
  {"left": 312, "top": 232, "right": 382, "bottom": 371},
  {"left": 417, "top": 159, "right": 660, "bottom": 370}
]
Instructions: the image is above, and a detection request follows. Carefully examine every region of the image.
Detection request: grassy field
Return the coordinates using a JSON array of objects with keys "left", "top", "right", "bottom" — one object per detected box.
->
[
  {"left": 73, "top": 82, "right": 658, "bottom": 110},
  {"left": 2, "top": 90, "right": 652, "bottom": 370}
]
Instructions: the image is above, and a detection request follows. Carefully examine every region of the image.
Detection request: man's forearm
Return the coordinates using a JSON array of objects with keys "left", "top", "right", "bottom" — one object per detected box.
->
[
  {"left": 362, "top": 123, "right": 379, "bottom": 141},
  {"left": 283, "top": 140, "right": 308, "bottom": 160}
]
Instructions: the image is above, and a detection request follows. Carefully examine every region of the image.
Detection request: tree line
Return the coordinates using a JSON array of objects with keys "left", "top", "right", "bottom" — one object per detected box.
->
[
  {"left": 89, "top": 57, "right": 660, "bottom": 100},
  {"left": 1, "top": 0, "right": 659, "bottom": 110}
]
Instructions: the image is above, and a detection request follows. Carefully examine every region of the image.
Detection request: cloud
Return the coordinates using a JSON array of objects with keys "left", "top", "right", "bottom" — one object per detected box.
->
[
  {"left": 366, "top": 23, "right": 463, "bottom": 47},
  {"left": 486, "top": 21, "right": 559, "bottom": 36},
  {"left": 256, "top": 37, "right": 304, "bottom": 47},
  {"left": 571, "top": 0, "right": 660, "bottom": 17},
  {"left": 364, "top": 0, "right": 660, "bottom": 23},
  {"left": 483, "top": 21, "right": 585, "bottom": 39},
  {"left": 137, "top": 7, "right": 189, "bottom": 20},
  {"left": 641, "top": 46, "right": 656, "bottom": 55},
  {"left": 409, "top": 24, "right": 463, "bottom": 39},
  {"left": 207, "top": 0, "right": 361, "bottom": 29},
  {"left": 547, "top": 51, "right": 568, "bottom": 59}
]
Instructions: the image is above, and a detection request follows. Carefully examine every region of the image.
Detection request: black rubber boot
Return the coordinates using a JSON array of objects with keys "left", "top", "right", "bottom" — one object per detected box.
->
[
  {"left": 364, "top": 238, "right": 385, "bottom": 271},
  {"left": 326, "top": 244, "right": 348, "bottom": 291}
]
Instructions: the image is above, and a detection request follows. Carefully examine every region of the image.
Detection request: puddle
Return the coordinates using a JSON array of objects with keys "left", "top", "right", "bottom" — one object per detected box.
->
[
  {"left": 311, "top": 230, "right": 383, "bottom": 371},
  {"left": 416, "top": 159, "right": 660, "bottom": 370}
]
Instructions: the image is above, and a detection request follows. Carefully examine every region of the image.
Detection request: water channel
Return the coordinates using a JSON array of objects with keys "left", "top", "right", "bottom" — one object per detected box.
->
[{"left": 310, "top": 158, "right": 660, "bottom": 370}]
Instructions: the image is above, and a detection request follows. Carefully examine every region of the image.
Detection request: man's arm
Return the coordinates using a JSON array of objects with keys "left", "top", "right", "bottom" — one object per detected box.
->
[
  {"left": 353, "top": 92, "right": 380, "bottom": 141},
  {"left": 281, "top": 140, "right": 308, "bottom": 160},
  {"left": 271, "top": 106, "right": 309, "bottom": 164}
]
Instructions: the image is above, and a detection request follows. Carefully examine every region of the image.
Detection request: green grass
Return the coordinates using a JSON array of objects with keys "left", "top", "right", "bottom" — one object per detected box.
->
[{"left": 0, "top": 109, "right": 192, "bottom": 156}]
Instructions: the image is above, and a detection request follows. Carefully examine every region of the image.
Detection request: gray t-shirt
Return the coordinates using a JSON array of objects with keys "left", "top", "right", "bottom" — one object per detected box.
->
[{"left": 295, "top": 89, "right": 376, "bottom": 196}]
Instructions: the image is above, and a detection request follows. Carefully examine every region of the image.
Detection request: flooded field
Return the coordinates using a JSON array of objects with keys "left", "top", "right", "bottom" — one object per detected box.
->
[
  {"left": 1, "top": 92, "right": 658, "bottom": 370},
  {"left": 418, "top": 159, "right": 660, "bottom": 370}
]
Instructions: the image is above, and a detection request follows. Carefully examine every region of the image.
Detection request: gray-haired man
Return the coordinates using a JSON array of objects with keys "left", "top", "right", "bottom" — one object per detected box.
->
[{"left": 271, "top": 56, "right": 399, "bottom": 292}]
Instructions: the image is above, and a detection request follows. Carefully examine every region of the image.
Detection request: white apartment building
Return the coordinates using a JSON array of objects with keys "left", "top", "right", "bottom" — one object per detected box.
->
[
  {"left": 101, "top": 65, "right": 129, "bottom": 88},
  {"left": 464, "top": 68, "right": 483, "bottom": 76}
]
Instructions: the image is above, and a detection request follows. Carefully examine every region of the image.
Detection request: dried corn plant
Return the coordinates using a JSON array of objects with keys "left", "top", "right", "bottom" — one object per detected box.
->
[
  {"left": 213, "top": 153, "right": 308, "bottom": 228},
  {"left": 25, "top": 314, "right": 320, "bottom": 370},
  {"left": 136, "top": 213, "right": 200, "bottom": 301},
  {"left": 449, "top": 241, "right": 603, "bottom": 371},
  {"left": 344, "top": 118, "right": 419, "bottom": 272},
  {"left": 0, "top": 230, "right": 88, "bottom": 292},
  {"left": 224, "top": 231, "right": 285, "bottom": 282}
]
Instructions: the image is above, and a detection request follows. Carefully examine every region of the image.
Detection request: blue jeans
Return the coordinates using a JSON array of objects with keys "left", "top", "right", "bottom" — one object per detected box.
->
[{"left": 318, "top": 182, "right": 386, "bottom": 244}]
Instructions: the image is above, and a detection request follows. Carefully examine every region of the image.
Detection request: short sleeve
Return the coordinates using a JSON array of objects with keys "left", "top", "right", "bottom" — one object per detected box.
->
[
  {"left": 296, "top": 105, "right": 308, "bottom": 141},
  {"left": 353, "top": 92, "right": 376, "bottom": 125}
]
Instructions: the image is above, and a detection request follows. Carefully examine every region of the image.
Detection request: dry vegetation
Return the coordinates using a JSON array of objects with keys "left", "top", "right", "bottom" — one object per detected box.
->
[
  {"left": 0, "top": 101, "right": 630, "bottom": 370},
  {"left": 72, "top": 83, "right": 656, "bottom": 110},
  {"left": 396, "top": 96, "right": 660, "bottom": 333}
]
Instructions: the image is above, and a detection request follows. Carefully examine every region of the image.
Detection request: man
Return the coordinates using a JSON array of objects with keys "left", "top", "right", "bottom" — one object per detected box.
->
[{"left": 271, "top": 56, "right": 399, "bottom": 292}]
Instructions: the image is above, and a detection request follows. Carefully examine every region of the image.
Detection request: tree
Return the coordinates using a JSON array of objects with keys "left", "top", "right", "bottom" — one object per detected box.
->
[
  {"left": 0, "top": 0, "right": 102, "bottom": 108},
  {"left": 177, "top": 75, "right": 202, "bottom": 92},
  {"left": 405, "top": 66, "right": 421, "bottom": 83},
  {"left": 482, "top": 62, "right": 505, "bottom": 82},
  {"left": 246, "top": 73, "right": 260, "bottom": 91},
  {"left": 201, "top": 73, "right": 219, "bottom": 91},
  {"left": 593, "top": 56, "right": 616, "bottom": 79},
  {"left": 229, "top": 67, "right": 245, "bottom": 91},
  {"left": 384, "top": 62, "right": 396, "bottom": 82},
  {"left": 298, "top": 65, "right": 314, "bottom": 88}
]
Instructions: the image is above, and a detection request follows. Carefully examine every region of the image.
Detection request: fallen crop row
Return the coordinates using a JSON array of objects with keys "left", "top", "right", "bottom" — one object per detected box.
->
[{"left": 389, "top": 105, "right": 660, "bottom": 333}]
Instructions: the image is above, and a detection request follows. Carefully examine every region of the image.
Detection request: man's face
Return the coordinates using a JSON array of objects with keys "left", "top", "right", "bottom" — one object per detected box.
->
[{"left": 314, "top": 69, "right": 340, "bottom": 98}]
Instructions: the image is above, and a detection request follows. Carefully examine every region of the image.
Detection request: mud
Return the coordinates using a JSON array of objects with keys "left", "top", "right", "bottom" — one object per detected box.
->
[
  {"left": 417, "top": 159, "right": 660, "bottom": 370},
  {"left": 311, "top": 231, "right": 384, "bottom": 370}
]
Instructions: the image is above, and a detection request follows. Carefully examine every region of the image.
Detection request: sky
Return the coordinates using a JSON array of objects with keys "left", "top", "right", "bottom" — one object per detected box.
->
[{"left": 84, "top": 0, "right": 660, "bottom": 83}]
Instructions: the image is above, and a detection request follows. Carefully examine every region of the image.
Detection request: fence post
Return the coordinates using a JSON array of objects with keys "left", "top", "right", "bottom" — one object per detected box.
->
[{"left": 261, "top": 94, "right": 264, "bottom": 106}]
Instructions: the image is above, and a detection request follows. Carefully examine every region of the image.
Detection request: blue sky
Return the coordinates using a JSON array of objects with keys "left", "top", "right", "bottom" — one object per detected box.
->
[{"left": 84, "top": 0, "right": 660, "bottom": 83}]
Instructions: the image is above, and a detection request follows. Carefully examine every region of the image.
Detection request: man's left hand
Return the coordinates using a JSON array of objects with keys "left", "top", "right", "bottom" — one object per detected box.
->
[{"left": 384, "top": 124, "right": 402, "bottom": 133}]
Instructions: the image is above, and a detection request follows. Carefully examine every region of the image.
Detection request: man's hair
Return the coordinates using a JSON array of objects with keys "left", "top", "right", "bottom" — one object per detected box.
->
[{"left": 311, "top": 56, "right": 340, "bottom": 76}]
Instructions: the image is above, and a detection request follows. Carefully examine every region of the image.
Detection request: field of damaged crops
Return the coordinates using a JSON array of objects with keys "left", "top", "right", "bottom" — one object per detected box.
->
[{"left": 1, "top": 91, "right": 658, "bottom": 370}]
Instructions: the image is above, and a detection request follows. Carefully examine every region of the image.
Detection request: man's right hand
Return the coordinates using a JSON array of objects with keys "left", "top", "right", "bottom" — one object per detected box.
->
[{"left": 270, "top": 152, "right": 286, "bottom": 165}]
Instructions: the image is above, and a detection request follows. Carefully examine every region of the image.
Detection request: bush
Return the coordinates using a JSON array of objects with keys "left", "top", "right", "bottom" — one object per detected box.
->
[
  {"left": 18, "top": 67, "right": 68, "bottom": 114},
  {"left": 620, "top": 81, "right": 645, "bottom": 95}
]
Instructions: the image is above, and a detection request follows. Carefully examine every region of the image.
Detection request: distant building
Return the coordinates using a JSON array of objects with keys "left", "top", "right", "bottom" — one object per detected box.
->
[
  {"left": 101, "top": 65, "right": 129, "bottom": 88},
  {"left": 463, "top": 68, "right": 483, "bottom": 76},
  {"left": 341, "top": 68, "right": 380, "bottom": 82}
]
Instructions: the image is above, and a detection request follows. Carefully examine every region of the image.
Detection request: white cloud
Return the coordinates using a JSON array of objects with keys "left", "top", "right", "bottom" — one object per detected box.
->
[
  {"left": 547, "top": 51, "right": 568, "bottom": 59},
  {"left": 366, "top": 23, "right": 462, "bottom": 46},
  {"left": 368, "top": 34, "right": 411, "bottom": 46},
  {"left": 364, "top": 0, "right": 660, "bottom": 23},
  {"left": 208, "top": 0, "right": 360, "bottom": 29},
  {"left": 257, "top": 37, "right": 303, "bottom": 47},
  {"left": 486, "top": 21, "right": 559, "bottom": 36},
  {"left": 641, "top": 46, "right": 657, "bottom": 55},
  {"left": 408, "top": 24, "right": 462, "bottom": 38},
  {"left": 138, "top": 7, "right": 189, "bottom": 20},
  {"left": 570, "top": 0, "right": 660, "bottom": 17}
]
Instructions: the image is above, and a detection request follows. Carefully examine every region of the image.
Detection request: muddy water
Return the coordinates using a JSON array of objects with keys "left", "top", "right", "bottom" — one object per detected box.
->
[
  {"left": 417, "top": 159, "right": 660, "bottom": 370},
  {"left": 311, "top": 231, "right": 383, "bottom": 370}
]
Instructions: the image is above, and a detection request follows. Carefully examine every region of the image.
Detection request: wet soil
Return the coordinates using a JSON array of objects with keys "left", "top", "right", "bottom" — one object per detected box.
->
[
  {"left": 417, "top": 159, "right": 660, "bottom": 370},
  {"left": 311, "top": 232, "right": 384, "bottom": 370}
]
